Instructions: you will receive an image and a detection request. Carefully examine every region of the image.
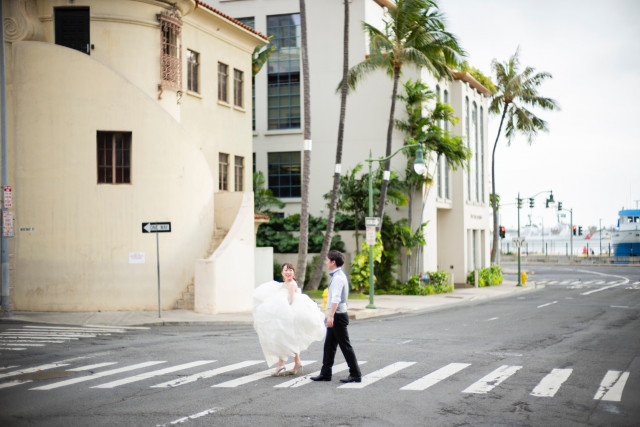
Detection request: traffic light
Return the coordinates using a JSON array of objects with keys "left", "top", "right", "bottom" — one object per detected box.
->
[
  {"left": 517, "top": 197, "right": 522, "bottom": 208},
  {"left": 572, "top": 225, "right": 577, "bottom": 236},
  {"left": 529, "top": 198, "right": 534, "bottom": 208},
  {"left": 499, "top": 226, "right": 506, "bottom": 238},
  {"left": 578, "top": 226, "right": 583, "bottom": 236},
  {"left": 557, "top": 202, "right": 562, "bottom": 211}
]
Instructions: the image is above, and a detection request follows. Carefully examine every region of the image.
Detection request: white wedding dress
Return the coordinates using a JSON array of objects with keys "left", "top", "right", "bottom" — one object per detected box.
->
[{"left": 252, "top": 280, "right": 326, "bottom": 367}]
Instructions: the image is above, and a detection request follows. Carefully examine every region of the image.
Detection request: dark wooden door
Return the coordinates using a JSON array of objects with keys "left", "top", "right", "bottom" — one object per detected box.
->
[{"left": 54, "top": 7, "right": 90, "bottom": 55}]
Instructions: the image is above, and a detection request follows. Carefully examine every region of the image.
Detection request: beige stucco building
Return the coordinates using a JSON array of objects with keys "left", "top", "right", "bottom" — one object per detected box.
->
[
  {"left": 1, "top": 0, "right": 268, "bottom": 312},
  {"left": 207, "top": 0, "right": 493, "bottom": 284}
]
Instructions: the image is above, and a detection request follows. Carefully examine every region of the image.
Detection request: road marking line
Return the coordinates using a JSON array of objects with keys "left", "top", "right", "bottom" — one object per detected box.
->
[
  {"left": 530, "top": 368, "right": 573, "bottom": 397},
  {"left": 67, "top": 362, "right": 118, "bottom": 371},
  {"left": 0, "top": 362, "right": 71, "bottom": 380},
  {"left": 462, "top": 365, "right": 522, "bottom": 394},
  {"left": 401, "top": 340, "right": 413, "bottom": 344},
  {"left": 152, "top": 360, "right": 261, "bottom": 388},
  {"left": 212, "top": 361, "right": 314, "bottom": 388},
  {"left": 275, "top": 361, "right": 368, "bottom": 388},
  {"left": 610, "top": 305, "right": 629, "bottom": 309},
  {"left": 487, "top": 317, "right": 499, "bottom": 321},
  {"left": 30, "top": 361, "right": 165, "bottom": 390},
  {"left": 339, "top": 361, "right": 416, "bottom": 389},
  {"left": 0, "top": 379, "right": 32, "bottom": 389},
  {"left": 401, "top": 363, "right": 471, "bottom": 391},
  {"left": 0, "top": 366, "right": 19, "bottom": 371},
  {"left": 159, "top": 407, "right": 219, "bottom": 426},
  {"left": 0, "top": 347, "right": 26, "bottom": 351},
  {"left": 594, "top": 370, "right": 630, "bottom": 402},
  {"left": 1, "top": 332, "right": 99, "bottom": 337},
  {"left": 92, "top": 361, "right": 215, "bottom": 389},
  {"left": 0, "top": 339, "right": 65, "bottom": 343},
  {"left": 83, "top": 324, "right": 149, "bottom": 330},
  {"left": 23, "top": 326, "right": 126, "bottom": 333},
  {"left": 0, "top": 343, "right": 45, "bottom": 347},
  {"left": 537, "top": 301, "right": 558, "bottom": 308}
]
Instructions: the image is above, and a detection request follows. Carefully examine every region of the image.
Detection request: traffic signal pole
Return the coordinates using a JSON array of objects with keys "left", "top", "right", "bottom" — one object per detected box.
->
[{"left": 517, "top": 193, "right": 522, "bottom": 286}]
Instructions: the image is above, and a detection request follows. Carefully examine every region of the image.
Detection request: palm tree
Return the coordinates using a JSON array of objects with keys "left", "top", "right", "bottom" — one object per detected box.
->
[
  {"left": 307, "top": 0, "right": 350, "bottom": 290},
  {"left": 345, "top": 0, "right": 464, "bottom": 220},
  {"left": 296, "top": 0, "right": 312, "bottom": 286},
  {"left": 253, "top": 171, "right": 285, "bottom": 214},
  {"left": 489, "top": 48, "right": 559, "bottom": 264}
]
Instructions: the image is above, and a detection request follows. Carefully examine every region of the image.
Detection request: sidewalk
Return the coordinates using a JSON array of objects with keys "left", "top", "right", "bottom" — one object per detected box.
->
[{"left": 0, "top": 280, "right": 540, "bottom": 327}]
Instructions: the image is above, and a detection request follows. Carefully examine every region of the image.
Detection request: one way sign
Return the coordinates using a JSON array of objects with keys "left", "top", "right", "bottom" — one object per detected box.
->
[{"left": 142, "top": 222, "right": 171, "bottom": 233}]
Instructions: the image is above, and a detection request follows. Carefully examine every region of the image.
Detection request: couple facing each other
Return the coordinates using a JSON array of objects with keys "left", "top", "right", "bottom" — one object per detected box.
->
[{"left": 252, "top": 250, "right": 362, "bottom": 383}]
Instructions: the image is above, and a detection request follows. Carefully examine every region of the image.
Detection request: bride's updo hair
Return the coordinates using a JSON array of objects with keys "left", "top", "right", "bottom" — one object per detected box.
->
[{"left": 281, "top": 262, "right": 297, "bottom": 281}]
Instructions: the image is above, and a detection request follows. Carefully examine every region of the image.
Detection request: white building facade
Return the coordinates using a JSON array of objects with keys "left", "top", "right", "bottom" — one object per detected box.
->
[
  {"left": 207, "top": 0, "right": 492, "bottom": 284},
  {"left": 1, "top": 0, "right": 268, "bottom": 312}
]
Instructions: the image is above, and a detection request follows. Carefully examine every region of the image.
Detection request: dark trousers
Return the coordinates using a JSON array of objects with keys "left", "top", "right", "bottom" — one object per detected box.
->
[{"left": 320, "top": 312, "right": 361, "bottom": 378}]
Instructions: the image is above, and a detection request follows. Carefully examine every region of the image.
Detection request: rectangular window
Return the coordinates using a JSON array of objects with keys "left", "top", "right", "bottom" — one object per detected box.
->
[
  {"left": 267, "top": 14, "right": 301, "bottom": 130},
  {"left": 465, "top": 97, "right": 471, "bottom": 201},
  {"left": 218, "top": 62, "right": 228, "bottom": 102},
  {"left": 236, "top": 17, "right": 256, "bottom": 129},
  {"left": 234, "top": 69, "right": 244, "bottom": 107},
  {"left": 444, "top": 90, "right": 451, "bottom": 199},
  {"left": 187, "top": 49, "right": 199, "bottom": 93},
  {"left": 267, "top": 151, "right": 301, "bottom": 198},
  {"left": 234, "top": 156, "right": 244, "bottom": 191},
  {"left": 158, "top": 10, "right": 182, "bottom": 91},
  {"left": 97, "top": 131, "right": 131, "bottom": 184},
  {"left": 219, "top": 153, "right": 229, "bottom": 191}
]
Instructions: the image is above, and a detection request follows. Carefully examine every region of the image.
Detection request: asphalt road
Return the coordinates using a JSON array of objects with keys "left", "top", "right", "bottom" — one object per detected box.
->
[{"left": 0, "top": 265, "right": 638, "bottom": 426}]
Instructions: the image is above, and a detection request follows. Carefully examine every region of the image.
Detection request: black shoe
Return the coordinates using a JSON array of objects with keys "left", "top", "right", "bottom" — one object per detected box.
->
[
  {"left": 310, "top": 375, "right": 331, "bottom": 382},
  {"left": 340, "top": 375, "right": 362, "bottom": 383}
]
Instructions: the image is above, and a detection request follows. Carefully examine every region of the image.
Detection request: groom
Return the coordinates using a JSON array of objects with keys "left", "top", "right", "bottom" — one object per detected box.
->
[{"left": 311, "top": 250, "right": 362, "bottom": 383}]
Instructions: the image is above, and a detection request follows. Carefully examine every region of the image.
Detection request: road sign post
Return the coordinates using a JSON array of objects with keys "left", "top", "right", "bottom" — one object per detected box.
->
[{"left": 142, "top": 222, "right": 171, "bottom": 318}]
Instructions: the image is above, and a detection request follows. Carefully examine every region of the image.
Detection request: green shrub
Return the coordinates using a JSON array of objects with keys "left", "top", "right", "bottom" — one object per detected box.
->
[
  {"left": 399, "top": 271, "right": 452, "bottom": 295},
  {"left": 257, "top": 214, "right": 345, "bottom": 253},
  {"left": 466, "top": 265, "right": 503, "bottom": 287},
  {"left": 349, "top": 233, "right": 383, "bottom": 292}
]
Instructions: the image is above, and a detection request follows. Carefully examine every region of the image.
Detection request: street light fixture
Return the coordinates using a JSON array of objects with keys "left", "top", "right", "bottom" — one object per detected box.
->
[{"left": 365, "top": 143, "right": 426, "bottom": 309}]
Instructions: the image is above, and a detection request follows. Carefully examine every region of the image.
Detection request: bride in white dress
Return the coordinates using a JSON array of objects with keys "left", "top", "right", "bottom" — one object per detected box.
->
[{"left": 252, "top": 263, "right": 326, "bottom": 376}]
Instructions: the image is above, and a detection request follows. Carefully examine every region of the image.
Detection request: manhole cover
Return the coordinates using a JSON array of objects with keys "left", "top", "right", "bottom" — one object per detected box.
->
[{"left": 14, "top": 371, "right": 75, "bottom": 381}]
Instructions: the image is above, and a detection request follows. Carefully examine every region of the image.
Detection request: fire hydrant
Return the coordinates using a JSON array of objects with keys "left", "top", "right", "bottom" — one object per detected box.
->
[
  {"left": 521, "top": 271, "right": 528, "bottom": 285},
  {"left": 322, "top": 288, "right": 328, "bottom": 312}
]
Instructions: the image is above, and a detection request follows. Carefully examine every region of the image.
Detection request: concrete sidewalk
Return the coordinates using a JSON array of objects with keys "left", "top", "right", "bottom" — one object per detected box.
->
[{"left": 0, "top": 280, "right": 540, "bottom": 327}]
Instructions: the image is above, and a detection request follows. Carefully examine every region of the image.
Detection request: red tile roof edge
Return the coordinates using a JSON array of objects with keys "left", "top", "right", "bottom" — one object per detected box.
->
[{"left": 195, "top": 1, "right": 270, "bottom": 42}]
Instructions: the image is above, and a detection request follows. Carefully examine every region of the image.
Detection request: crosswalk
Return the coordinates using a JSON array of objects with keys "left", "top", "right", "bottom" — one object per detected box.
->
[
  {"left": 536, "top": 279, "right": 640, "bottom": 289},
  {"left": 0, "top": 359, "right": 631, "bottom": 403},
  {"left": 0, "top": 325, "right": 148, "bottom": 351}
]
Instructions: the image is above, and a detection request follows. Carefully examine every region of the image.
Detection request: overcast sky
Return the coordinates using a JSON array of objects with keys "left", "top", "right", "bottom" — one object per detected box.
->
[{"left": 439, "top": 0, "right": 640, "bottom": 230}]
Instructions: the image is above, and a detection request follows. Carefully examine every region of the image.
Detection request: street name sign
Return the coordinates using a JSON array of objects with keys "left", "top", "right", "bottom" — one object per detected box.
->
[
  {"left": 365, "top": 217, "right": 381, "bottom": 227},
  {"left": 142, "top": 222, "right": 171, "bottom": 233}
]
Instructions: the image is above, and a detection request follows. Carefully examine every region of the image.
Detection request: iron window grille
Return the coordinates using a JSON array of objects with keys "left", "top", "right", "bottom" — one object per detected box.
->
[{"left": 157, "top": 7, "right": 182, "bottom": 98}]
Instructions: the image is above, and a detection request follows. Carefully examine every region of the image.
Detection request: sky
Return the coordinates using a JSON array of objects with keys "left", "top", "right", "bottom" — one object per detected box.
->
[{"left": 439, "top": 0, "right": 640, "bottom": 230}]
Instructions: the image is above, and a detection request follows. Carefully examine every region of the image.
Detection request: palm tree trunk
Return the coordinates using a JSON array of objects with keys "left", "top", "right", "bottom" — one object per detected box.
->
[
  {"left": 296, "top": 0, "right": 311, "bottom": 286},
  {"left": 307, "top": 0, "right": 349, "bottom": 290},
  {"left": 490, "top": 105, "right": 508, "bottom": 264},
  {"left": 376, "top": 67, "right": 401, "bottom": 219}
]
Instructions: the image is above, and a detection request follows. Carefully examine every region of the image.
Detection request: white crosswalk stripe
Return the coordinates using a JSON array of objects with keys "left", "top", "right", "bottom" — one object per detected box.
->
[
  {"left": 400, "top": 363, "right": 471, "bottom": 391},
  {"left": 212, "top": 361, "right": 315, "bottom": 388},
  {"left": 0, "top": 325, "right": 139, "bottom": 352},
  {"left": 30, "top": 361, "right": 165, "bottom": 390},
  {"left": 152, "top": 360, "right": 263, "bottom": 388},
  {"left": 594, "top": 370, "right": 630, "bottom": 402},
  {"left": 462, "top": 365, "right": 522, "bottom": 394},
  {"left": 275, "top": 361, "right": 369, "bottom": 388},
  {"left": 339, "top": 361, "right": 416, "bottom": 389},
  {"left": 530, "top": 368, "right": 573, "bottom": 397},
  {"left": 92, "top": 361, "right": 216, "bottom": 389}
]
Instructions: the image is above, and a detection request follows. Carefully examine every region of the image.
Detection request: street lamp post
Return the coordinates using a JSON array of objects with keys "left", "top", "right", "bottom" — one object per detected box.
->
[{"left": 365, "top": 143, "right": 426, "bottom": 309}]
